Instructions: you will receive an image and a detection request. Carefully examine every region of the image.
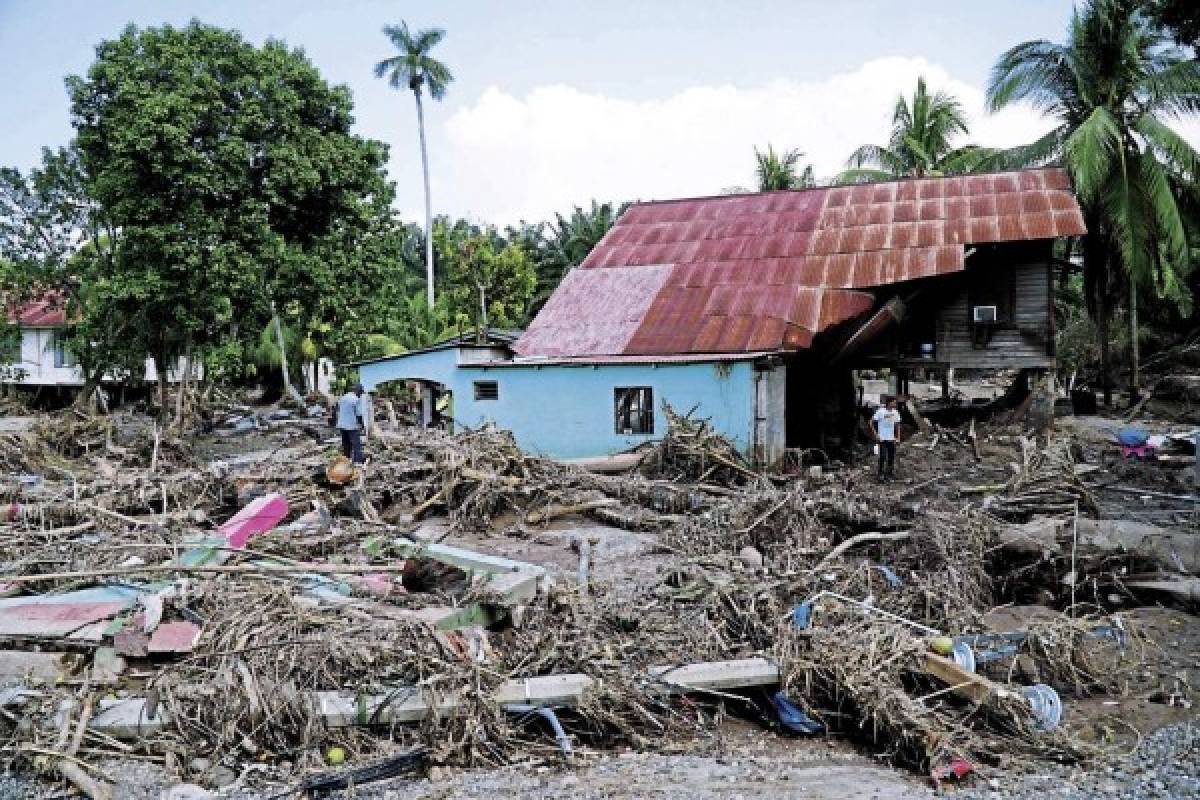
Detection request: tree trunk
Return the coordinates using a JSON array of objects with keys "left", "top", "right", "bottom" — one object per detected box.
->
[
  {"left": 1082, "top": 226, "right": 1113, "bottom": 408},
  {"left": 271, "top": 303, "right": 305, "bottom": 408},
  {"left": 1128, "top": 273, "right": 1140, "bottom": 404},
  {"left": 1098, "top": 296, "right": 1112, "bottom": 407},
  {"left": 173, "top": 338, "right": 192, "bottom": 428},
  {"left": 156, "top": 345, "right": 169, "bottom": 418},
  {"left": 414, "top": 90, "right": 435, "bottom": 307}
]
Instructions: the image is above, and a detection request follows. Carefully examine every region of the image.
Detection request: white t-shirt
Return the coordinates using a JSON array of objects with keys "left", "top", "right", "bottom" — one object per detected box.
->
[{"left": 872, "top": 407, "right": 901, "bottom": 442}]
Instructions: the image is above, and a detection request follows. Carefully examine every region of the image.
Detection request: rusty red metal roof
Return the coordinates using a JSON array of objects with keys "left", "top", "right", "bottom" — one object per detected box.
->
[
  {"left": 517, "top": 168, "right": 1086, "bottom": 357},
  {"left": 7, "top": 293, "right": 67, "bottom": 327}
]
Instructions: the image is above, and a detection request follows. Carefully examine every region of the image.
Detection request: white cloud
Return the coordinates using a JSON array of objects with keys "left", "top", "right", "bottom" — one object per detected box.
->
[{"left": 430, "top": 56, "right": 1197, "bottom": 226}]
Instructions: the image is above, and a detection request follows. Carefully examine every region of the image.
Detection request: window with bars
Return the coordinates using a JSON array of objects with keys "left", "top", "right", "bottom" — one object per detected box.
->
[
  {"left": 614, "top": 387, "right": 653, "bottom": 434},
  {"left": 473, "top": 380, "right": 499, "bottom": 401}
]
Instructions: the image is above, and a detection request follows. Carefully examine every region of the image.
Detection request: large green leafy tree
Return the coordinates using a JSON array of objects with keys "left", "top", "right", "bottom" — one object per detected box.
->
[
  {"left": 375, "top": 22, "right": 454, "bottom": 307},
  {"left": 434, "top": 219, "right": 534, "bottom": 336},
  {"left": 987, "top": 0, "right": 1200, "bottom": 403},
  {"left": 65, "top": 22, "right": 400, "bottom": 415},
  {"left": 838, "top": 77, "right": 994, "bottom": 183},
  {"left": 755, "top": 145, "right": 816, "bottom": 191}
]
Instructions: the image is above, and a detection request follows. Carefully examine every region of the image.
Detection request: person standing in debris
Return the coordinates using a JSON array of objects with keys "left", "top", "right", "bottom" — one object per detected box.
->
[
  {"left": 872, "top": 396, "right": 902, "bottom": 480},
  {"left": 337, "top": 383, "right": 368, "bottom": 464}
]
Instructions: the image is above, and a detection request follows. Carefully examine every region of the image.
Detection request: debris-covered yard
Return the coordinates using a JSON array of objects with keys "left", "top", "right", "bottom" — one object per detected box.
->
[{"left": 0, "top": 384, "right": 1197, "bottom": 800}]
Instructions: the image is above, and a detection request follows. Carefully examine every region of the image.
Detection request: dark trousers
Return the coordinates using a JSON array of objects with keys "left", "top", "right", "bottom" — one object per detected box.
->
[
  {"left": 340, "top": 428, "right": 364, "bottom": 464},
  {"left": 877, "top": 440, "right": 896, "bottom": 476}
]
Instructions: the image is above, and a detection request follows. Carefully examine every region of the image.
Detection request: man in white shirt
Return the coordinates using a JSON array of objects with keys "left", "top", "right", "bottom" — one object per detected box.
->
[
  {"left": 336, "top": 383, "right": 368, "bottom": 464},
  {"left": 872, "top": 396, "right": 902, "bottom": 480}
]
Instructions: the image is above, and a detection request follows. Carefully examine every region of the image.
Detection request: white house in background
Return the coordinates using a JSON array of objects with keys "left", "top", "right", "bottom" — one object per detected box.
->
[
  {"left": 2, "top": 296, "right": 190, "bottom": 388},
  {"left": 302, "top": 357, "right": 335, "bottom": 396},
  {"left": 3, "top": 295, "right": 336, "bottom": 395}
]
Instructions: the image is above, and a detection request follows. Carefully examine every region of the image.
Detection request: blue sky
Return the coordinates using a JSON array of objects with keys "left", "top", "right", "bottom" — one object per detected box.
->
[{"left": 3, "top": 1, "right": 1193, "bottom": 224}]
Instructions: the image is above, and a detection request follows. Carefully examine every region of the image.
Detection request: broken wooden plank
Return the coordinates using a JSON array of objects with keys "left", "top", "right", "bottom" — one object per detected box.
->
[
  {"left": 647, "top": 657, "right": 781, "bottom": 692},
  {"left": 905, "top": 399, "right": 932, "bottom": 435},
  {"left": 0, "top": 586, "right": 142, "bottom": 638},
  {"left": 922, "top": 653, "right": 1015, "bottom": 706}
]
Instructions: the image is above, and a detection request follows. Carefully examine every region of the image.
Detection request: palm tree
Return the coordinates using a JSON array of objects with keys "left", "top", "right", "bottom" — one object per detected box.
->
[
  {"left": 987, "top": 0, "right": 1200, "bottom": 404},
  {"left": 754, "top": 145, "right": 816, "bottom": 191},
  {"left": 374, "top": 23, "right": 454, "bottom": 307},
  {"left": 837, "top": 77, "right": 993, "bottom": 184}
]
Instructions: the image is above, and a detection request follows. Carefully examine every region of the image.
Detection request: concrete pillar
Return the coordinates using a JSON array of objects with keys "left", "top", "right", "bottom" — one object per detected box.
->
[
  {"left": 420, "top": 385, "right": 434, "bottom": 428},
  {"left": 887, "top": 370, "right": 900, "bottom": 399},
  {"left": 1028, "top": 369, "right": 1056, "bottom": 432}
]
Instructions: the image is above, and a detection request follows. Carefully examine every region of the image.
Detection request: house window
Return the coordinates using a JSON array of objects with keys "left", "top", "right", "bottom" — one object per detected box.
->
[
  {"left": 968, "top": 266, "right": 1016, "bottom": 326},
  {"left": 615, "top": 387, "right": 654, "bottom": 434},
  {"left": 473, "top": 380, "right": 499, "bottom": 401},
  {"left": 51, "top": 333, "right": 76, "bottom": 368}
]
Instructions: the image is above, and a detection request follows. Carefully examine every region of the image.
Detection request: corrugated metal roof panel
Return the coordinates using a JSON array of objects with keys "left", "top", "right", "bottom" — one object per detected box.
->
[
  {"left": 518, "top": 169, "right": 1087, "bottom": 358},
  {"left": 514, "top": 264, "right": 673, "bottom": 357},
  {"left": 8, "top": 295, "right": 68, "bottom": 327}
]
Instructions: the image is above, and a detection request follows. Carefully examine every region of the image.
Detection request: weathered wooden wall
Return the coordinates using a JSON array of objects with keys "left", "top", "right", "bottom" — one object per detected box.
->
[{"left": 935, "top": 245, "right": 1055, "bottom": 371}]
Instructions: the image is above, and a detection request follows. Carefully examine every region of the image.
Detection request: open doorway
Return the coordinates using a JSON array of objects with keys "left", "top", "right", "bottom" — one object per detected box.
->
[{"left": 784, "top": 354, "right": 857, "bottom": 463}]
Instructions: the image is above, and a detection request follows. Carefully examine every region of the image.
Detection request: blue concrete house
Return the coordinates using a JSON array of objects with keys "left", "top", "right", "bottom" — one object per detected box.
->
[{"left": 351, "top": 169, "right": 1087, "bottom": 466}]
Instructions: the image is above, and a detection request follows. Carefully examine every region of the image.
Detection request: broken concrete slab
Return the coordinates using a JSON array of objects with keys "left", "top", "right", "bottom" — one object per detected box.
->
[
  {"left": 390, "top": 538, "right": 545, "bottom": 578},
  {"left": 0, "top": 650, "right": 83, "bottom": 685},
  {"left": 88, "top": 696, "right": 169, "bottom": 738},
  {"left": 90, "top": 647, "right": 127, "bottom": 684}
]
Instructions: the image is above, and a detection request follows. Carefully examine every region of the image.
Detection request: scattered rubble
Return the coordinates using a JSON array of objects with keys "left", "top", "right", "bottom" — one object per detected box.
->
[{"left": 0, "top": 393, "right": 1196, "bottom": 797}]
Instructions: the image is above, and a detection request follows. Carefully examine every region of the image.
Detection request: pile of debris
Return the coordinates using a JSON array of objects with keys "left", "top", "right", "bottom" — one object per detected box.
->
[{"left": 0, "top": 405, "right": 1181, "bottom": 797}]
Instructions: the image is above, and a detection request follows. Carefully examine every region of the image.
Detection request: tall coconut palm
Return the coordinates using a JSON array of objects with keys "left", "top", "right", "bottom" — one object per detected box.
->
[
  {"left": 837, "top": 77, "right": 993, "bottom": 184},
  {"left": 375, "top": 23, "right": 454, "bottom": 306},
  {"left": 987, "top": 0, "right": 1200, "bottom": 404},
  {"left": 755, "top": 145, "right": 816, "bottom": 191}
]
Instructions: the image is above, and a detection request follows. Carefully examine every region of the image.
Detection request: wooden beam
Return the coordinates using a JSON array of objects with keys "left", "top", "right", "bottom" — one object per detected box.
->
[
  {"left": 904, "top": 399, "right": 931, "bottom": 435},
  {"left": 923, "top": 653, "right": 1004, "bottom": 706}
]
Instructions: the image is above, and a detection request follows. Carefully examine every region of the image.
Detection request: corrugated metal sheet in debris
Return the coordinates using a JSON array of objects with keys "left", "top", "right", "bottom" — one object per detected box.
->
[{"left": 513, "top": 264, "right": 672, "bottom": 357}]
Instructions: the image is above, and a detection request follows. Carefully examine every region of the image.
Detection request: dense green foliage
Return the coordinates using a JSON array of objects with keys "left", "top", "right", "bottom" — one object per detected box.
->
[
  {"left": 56, "top": 22, "right": 406, "bottom": 398},
  {"left": 987, "top": 0, "right": 1200, "bottom": 396},
  {"left": 434, "top": 219, "right": 535, "bottom": 335}
]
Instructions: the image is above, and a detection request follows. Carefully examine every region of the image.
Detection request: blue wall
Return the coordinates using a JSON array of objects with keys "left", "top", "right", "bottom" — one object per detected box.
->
[{"left": 358, "top": 350, "right": 758, "bottom": 459}]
